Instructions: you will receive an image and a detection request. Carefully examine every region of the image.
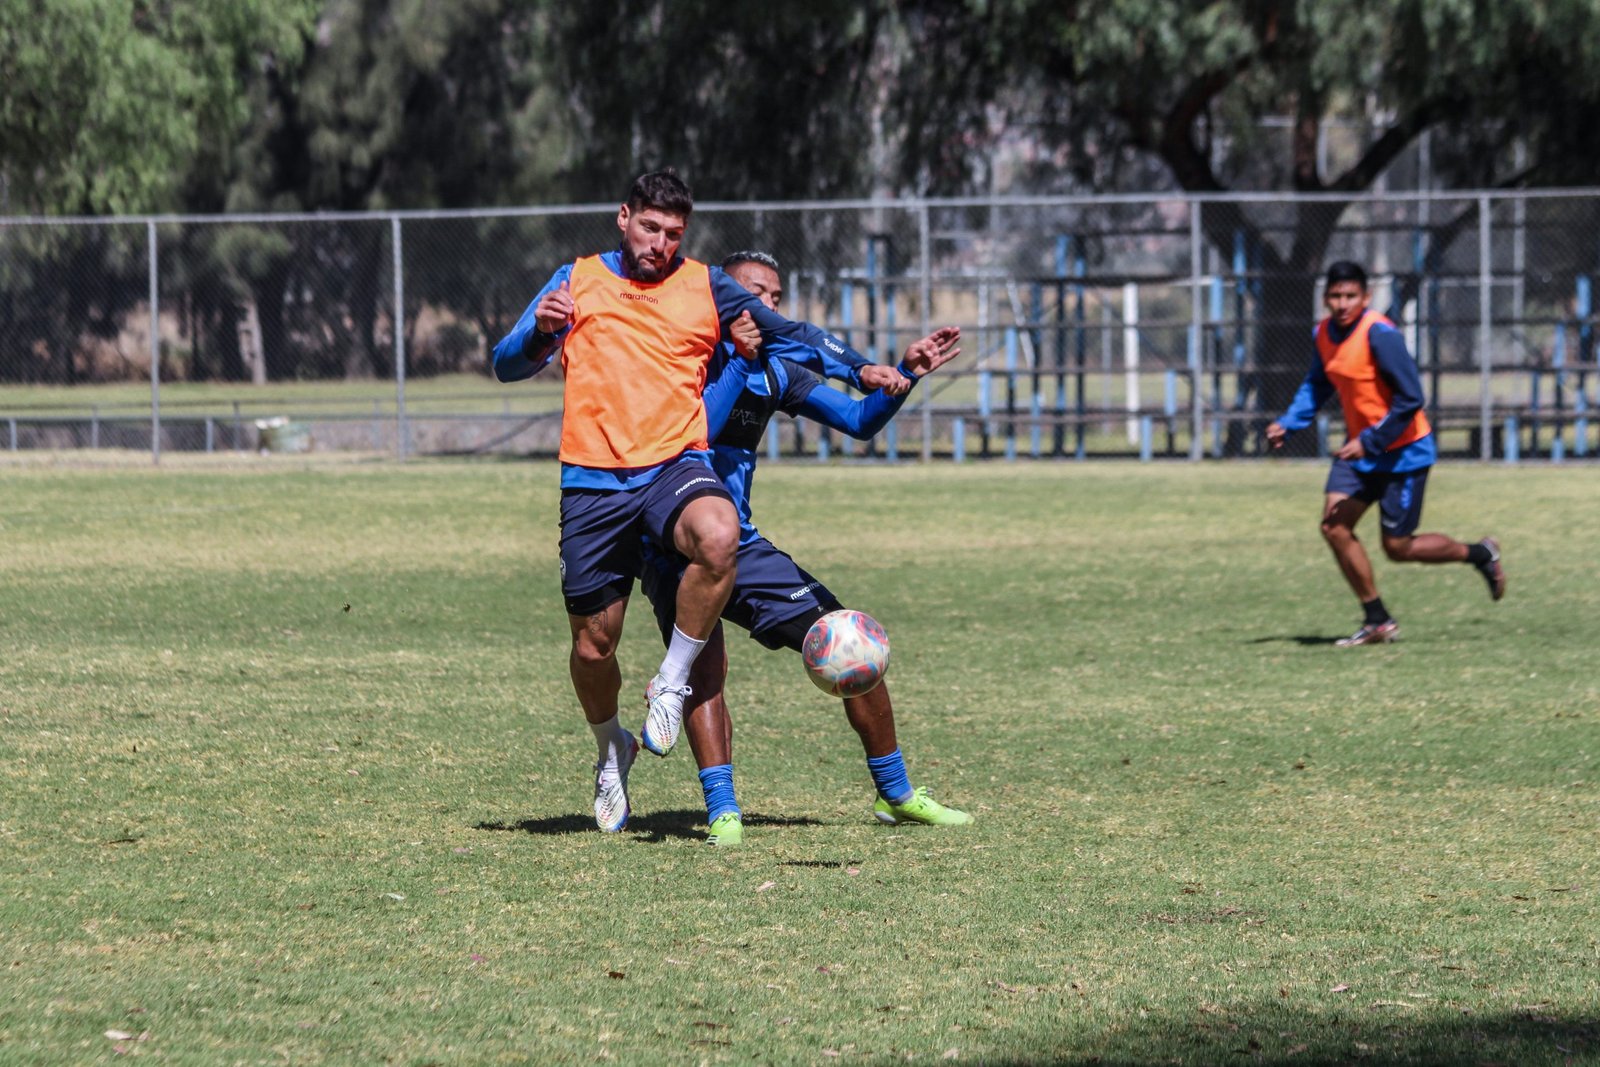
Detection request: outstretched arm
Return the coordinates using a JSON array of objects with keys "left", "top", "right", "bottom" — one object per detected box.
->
[
  {"left": 788, "top": 327, "right": 962, "bottom": 439},
  {"left": 709, "top": 267, "right": 908, "bottom": 393}
]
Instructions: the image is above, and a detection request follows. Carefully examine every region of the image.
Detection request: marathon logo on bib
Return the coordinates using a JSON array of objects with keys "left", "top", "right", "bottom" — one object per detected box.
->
[{"left": 619, "top": 290, "right": 659, "bottom": 304}]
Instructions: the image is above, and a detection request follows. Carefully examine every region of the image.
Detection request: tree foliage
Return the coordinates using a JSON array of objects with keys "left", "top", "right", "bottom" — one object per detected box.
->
[
  {"left": 543, "top": 1, "right": 887, "bottom": 201},
  {"left": 10, "top": 1, "right": 1600, "bottom": 212},
  {"left": 9, "top": 0, "right": 1600, "bottom": 387},
  {"left": 908, "top": 0, "right": 1600, "bottom": 437},
  {"left": 0, "top": 0, "right": 316, "bottom": 216}
]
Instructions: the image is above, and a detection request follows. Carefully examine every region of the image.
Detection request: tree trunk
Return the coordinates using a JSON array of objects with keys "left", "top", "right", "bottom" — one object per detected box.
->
[
  {"left": 253, "top": 276, "right": 295, "bottom": 382},
  {"left": 1250, "top": 272, "right": 1321, "bottom": 457}
]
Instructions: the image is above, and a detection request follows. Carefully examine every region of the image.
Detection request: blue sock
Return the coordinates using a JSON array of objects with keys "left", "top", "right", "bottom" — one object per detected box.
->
[
  {"left": 866, "top": 749, "right": 913, "bottom": 805},
  {"left": 698, "top": 764, "right": 741, "bottom": 823}
]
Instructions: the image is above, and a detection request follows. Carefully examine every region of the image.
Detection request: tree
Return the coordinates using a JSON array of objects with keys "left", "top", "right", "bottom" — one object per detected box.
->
[
  {"left": 542, "top": 2, "right": 889, "bottom": 201},
  {"left": 881, "top": 0, "right": 1600, "bottom": 449},
  {"left": 0, "top": 0, "right": 316, "bottom": 216},
  {"left": 0, "top": 0, "right": 317, "bottom": 383},
  {"left": 221, "top": 0, "right": 570, "bottom": 380}
]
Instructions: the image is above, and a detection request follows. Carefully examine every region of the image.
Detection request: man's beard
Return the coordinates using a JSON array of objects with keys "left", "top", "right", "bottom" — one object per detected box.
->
[{"left": 622, "top": 243, "right": 667, "bottom": 282}]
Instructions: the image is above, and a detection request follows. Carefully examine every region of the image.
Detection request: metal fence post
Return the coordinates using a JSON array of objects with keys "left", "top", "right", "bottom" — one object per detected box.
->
[
  {"left": 393, "top": 215, "right": 408, "bottom": 458},
  {"left": 1123, "top": 283, "right": 1140, "bottom": 444},
  {"left": 918, "top": 201, "right": 933, "bottom": 463},
  {"left": 148, "top": 219, "right": 160, "bottom": 465},
  {"left": 1479, "top": 195, "right": 1493, "bottom": 461},
  {"left": 1189, "top": 198, "right": 1204, "bottom": 461}
]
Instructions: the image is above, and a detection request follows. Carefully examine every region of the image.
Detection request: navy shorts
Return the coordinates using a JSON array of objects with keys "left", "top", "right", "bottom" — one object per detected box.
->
[
  {"left": 641, "top": 534, "right": 843, "bottom": 652},
  {"left": 558, "top": 457, "right": 733, "bottom": 616},
  {"left": 1325, "top": 459, "right": 1431, "bottom": 537}
]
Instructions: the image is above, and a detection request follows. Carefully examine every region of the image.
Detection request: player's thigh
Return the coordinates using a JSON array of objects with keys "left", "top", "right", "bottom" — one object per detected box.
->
[
  {"left": 1321, "top": 460, "right": 1374, "bottom": 528},
  {"left": 1375, "top": 467, "right": 1430, "bottom": 537},
  {"left": 558, "top": 489, "right": 645, "bottom": 617},
  {"left": 726, "top": 538, "right": 844, "bottom": 652},
  {"left": 637, "top": 458, "right": 736, "bottom": 560}
]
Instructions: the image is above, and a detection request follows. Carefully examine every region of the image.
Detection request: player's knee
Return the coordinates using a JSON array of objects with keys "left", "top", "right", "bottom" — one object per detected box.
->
[
  {"left": 1320, "top": 519, "right": 1351, "bottom": 544},
  {"left": 693, "top": 519, "right": 739, "bottom": 577},
  {"left": 1382, "top": 536, "right": 1412, "bottom": 561},
  {"left": 570, "top": 630, "right": 618, "bottom": 667},
  {"left": 677, "top": 500, "right": 739, "bottom": 574}
]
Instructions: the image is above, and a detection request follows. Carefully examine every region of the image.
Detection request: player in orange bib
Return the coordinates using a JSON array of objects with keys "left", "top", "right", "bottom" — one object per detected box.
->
[
  {"left": 1267, "top": 261, "right": 1505, "bottom": 646},
  {"left": 492, "top": 171, "right": 910, "bottom": 831}
]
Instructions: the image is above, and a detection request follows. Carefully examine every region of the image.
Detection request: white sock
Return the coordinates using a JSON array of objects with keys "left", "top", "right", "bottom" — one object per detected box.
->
[
  {"left": 656, "top": 626, "right": 708, "bottom": 689},
  {"left": 589, "top": 715, "right": 628, "bottom": 768}
]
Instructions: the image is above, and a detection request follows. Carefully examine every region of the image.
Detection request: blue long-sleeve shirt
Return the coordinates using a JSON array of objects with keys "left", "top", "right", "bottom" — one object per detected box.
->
[
  {"left": 1277, "top": 316, "right": 1436, "bottom": 472},
  {"left": 704, "top": 342, "right": 920, "bottom": 543}
]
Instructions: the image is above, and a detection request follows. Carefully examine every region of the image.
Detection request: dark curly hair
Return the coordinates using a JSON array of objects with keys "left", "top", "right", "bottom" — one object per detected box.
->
[{"left": 626, "top": 170, "right": 693, "bottom": 217}]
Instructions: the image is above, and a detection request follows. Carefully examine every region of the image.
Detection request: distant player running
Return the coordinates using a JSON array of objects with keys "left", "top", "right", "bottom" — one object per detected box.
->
[
  {"left": 643, "top": 250, "right": 971, "bottom": 846},
  {"left": 492, "top": 172, "right": 907, "bottom": 832},
  {"left": 1266, "top": 260, "right": 1505, "bottom": 646}
]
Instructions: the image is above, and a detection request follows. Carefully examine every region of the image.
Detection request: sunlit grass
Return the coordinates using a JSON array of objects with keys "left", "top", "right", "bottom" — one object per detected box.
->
[{"left": 1, "top": 461, "right": 1595, "bottom": 1064}]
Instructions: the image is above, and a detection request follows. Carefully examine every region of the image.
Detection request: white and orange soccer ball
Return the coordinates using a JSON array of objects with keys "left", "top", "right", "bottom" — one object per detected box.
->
[{"left": 801, "top": 609, "right": 890, "bottom": 698}]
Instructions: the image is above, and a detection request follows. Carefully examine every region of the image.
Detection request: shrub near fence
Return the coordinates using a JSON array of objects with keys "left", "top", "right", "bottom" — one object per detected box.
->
[{"left": 2, "top": 191, "right": 1597, "bottom": 462}]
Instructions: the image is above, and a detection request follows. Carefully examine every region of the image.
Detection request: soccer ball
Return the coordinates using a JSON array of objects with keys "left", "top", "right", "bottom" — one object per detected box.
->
[{"left": 801, "top": 609, "right": 890, "bottom": 698}]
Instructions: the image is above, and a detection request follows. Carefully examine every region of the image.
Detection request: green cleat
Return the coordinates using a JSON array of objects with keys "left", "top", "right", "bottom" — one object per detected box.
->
[
  {"left": 873, "top": 786, "right": 973, "bottom": 827},
  {"left": 706, "top": 812, "right": 744, "bottom": 847}
]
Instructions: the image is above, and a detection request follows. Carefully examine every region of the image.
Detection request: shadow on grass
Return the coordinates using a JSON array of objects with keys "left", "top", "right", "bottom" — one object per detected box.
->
[
  {"left": 475, "top": 814, "right": 596, "bottom": 836},
  {"left": 473, "top": 809, "right": 821, "bottom": 842},
  {"left": 978, "top": 1006, "right": 1598, "bottom": 1066},
  {"left": 1246, "top": 635, "right": 1342, "bottom": 646}
]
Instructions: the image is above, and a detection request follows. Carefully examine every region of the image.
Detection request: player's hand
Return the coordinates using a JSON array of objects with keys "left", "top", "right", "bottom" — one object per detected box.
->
[
  {"left": 901, "top": 326, "right": 961, "bottom": 377},
  {"left": 535, "top": 281, "right": 574, "bottom": 334},
  {"left": 1264, "top": 421, "right": 1287, "bottom": 451},
  {"left": 860, "top": 364, "right": 911, "bottom": 396},
  {"left": 729, "top": 310, "right": 762, "bottom": 360},
  {"left": 1335, "top": 438, "right": 1366, "bottom": 460}
]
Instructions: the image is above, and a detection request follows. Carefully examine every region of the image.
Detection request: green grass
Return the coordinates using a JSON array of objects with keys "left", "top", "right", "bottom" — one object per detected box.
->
[{"left": 1, "top": 458, "right": 1595, "bottom": 1065}]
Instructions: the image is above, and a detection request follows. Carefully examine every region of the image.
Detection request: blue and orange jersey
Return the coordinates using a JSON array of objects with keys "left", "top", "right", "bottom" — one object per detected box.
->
[
  {"left": 700, "top": 338, "right": 921, "bottom": 543},
  {"left": 1314, "top": 309, "right": 1431, "bottom": 451},
  {"left": 1279, "top": 308, "right": 1436, "bottom": 472},
  {"left": 493, "top": 249, "right": 876, "bottom": 490}
]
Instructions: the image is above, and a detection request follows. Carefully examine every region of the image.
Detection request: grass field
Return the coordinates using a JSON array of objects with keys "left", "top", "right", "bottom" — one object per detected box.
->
[{"left": 1, "top": 457, "right": 1596, "bottom": 1065}]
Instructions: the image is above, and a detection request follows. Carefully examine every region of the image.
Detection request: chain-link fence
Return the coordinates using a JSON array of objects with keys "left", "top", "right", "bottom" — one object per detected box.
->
[{"left": 2, "top": 191, "right": 1597, "bottom": 462}]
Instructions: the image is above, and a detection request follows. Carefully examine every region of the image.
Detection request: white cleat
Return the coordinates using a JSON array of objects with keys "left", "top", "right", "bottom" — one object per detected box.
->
[
  {"left": 640, "top": 675, "right": 692, "bottom": 757},
  {"left": 593, "top": 732, "right": 638, "bottom": 833}
]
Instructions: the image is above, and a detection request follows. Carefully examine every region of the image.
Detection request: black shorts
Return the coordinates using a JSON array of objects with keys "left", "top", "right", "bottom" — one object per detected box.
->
[
  {"left": 558, "top": 458, "right": 732, "bottom": 616},
  {"left": 641, "top": 534, "right": 843, "bottom": 652},
  {"left": 1325, "top": 459, "right": 1430, "bottom": 537}
]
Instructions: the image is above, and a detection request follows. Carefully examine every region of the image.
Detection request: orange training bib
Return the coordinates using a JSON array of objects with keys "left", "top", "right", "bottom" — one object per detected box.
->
[{"left": 558, "top": 256, "right": 722, "bottom": 469}]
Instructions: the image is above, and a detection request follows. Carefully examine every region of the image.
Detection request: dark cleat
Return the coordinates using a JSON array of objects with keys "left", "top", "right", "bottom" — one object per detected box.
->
[
  {"left": 1335, "top": 619, "right": 1400, "bottom": 647},
  {"left": 1475, "top": 537, "right": 1506, "bottom": 601}
]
